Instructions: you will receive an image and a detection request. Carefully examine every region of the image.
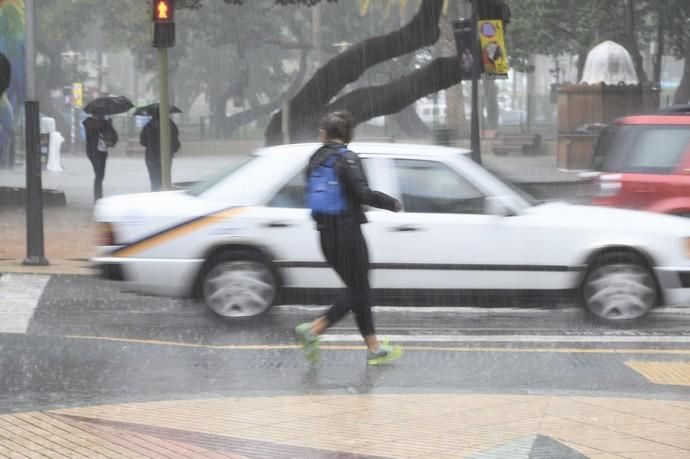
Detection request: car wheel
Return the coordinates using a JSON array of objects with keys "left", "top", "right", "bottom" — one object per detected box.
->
[
  {"left": 581, "top": 252, "right": 658, "bottom": 321},
  {"left": 201, "top": 251, "right": 277, "bottom": 318}
]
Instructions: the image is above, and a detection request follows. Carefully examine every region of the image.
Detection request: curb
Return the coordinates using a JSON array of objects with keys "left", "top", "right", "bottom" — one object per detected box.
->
[{"left": 0, "top": 259, "right": 95, "bottom": 276}]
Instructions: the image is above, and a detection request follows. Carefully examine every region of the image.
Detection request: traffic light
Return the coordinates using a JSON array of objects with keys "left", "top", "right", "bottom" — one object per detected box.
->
[
  {"left": 477, "top": 0, "right": 510, "bottom": 27},
  {"left": 152, "top": 0, "right": 175, "bottom": 48}
]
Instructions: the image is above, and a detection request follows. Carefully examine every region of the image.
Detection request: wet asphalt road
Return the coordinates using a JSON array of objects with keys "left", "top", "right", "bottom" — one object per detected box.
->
[{"left": 1, "top": 275, "right": 689, "bottom": 415}]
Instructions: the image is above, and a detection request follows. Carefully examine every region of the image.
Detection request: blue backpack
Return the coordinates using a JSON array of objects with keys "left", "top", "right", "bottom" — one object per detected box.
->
[{"left": 306, "top": 146, "right": 349, "bottom": 216}]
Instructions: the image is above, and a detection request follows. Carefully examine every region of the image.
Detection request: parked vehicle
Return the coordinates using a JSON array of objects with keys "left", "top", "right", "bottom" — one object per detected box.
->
[{"left": 591, "top": 110, "right": 690, "bottom": 216}]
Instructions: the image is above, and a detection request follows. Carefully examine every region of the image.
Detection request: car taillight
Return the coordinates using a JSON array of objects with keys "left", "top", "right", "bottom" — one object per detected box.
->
[
  {"left": 597, "top": 173, "right": 622, "bottom": 198},
  {"left": 97, "top": 223, "right": 115, "bottom": 246}
]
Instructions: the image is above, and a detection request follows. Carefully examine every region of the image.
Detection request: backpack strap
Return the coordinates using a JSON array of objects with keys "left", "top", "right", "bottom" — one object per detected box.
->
[{"left": 323, "top": 144, "right": 349, "bottom": 167}]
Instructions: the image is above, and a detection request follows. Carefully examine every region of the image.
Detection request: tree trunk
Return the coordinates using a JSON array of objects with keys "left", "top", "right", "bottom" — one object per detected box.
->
[
  {"left": 622, "top": 0, "right": 649, "bottom": 84},
  {"left": 36, "top": 41, "right": 69, "bottom": 136},
  {"left": 265, "top": 0, "right": 445, "bottom": 145},
  {"left": 276, "top": 56, "right": 462, "bottom": 143},
  {"left": 653, "top": 6, "right": 664, "bottom": 85},
  {"left": 577, "top": 50, "right": 588, "bottom": 83},
  {"left": 484, "top": 79, "right": 499, "bottom": 130},
  {"left": 441, "top": 0, "right": 467, "bottom": 140},
  {"left": 390, "top": 105, "right": 432, "bottom": 139},
  {"left": 224, "top": 47, "right": 309, "bottom": 138},
  {"left": 674, "top": 49, "right": 690, "bottom": 105}
]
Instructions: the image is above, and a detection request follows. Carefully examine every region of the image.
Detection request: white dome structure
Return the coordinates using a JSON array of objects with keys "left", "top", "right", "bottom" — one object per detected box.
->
[{"left": 580, "top": 40, "right": 639, "bottom": 85}]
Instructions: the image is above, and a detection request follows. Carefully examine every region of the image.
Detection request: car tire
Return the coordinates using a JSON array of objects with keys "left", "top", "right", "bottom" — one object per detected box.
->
[
  {"left": 581, "top": 251, "right": 659, "bottom": 321},
  {"left": 200, "top": 250, "right": 277, "bottom": 318}
]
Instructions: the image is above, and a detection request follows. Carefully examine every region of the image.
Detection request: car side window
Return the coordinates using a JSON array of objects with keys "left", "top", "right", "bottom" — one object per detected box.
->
[
  {"left": 268, "top": 157, "right": 374, "bottom": 208},
  {"left": 394, "top": 159, "right": 485, "bottom": 214},
  {"left": 267, "top": 169, "right": 306, "bottom": 208}
]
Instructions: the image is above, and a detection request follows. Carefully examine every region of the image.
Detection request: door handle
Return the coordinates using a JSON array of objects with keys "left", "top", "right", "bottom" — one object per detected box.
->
[
  {"left": 390, "top": 225, "right": 422, "bottom": 232},
  {"left": 264, "top": 222, "right": 292, "bottom": 228}
]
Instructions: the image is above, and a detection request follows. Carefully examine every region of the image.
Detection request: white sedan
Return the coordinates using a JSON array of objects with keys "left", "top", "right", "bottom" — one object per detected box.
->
[{"left": 93, "top": 142, "right": 690, "bottom": 321}]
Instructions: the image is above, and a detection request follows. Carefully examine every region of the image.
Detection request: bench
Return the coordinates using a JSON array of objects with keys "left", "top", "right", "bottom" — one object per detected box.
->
[{"left": 492, "top": 133, "right": 542, "bottom": 156}]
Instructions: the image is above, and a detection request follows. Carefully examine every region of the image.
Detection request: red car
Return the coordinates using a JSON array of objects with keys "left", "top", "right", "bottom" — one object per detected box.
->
[{"left": 591, "top": 111, "right": 690, "bottom": 216}]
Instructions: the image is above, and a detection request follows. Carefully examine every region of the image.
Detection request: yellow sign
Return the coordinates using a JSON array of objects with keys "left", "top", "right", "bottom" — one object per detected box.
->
[
  {"left": 478, "top": 20, "right": 509, "bottom": 80},
  {"left": 72, "top": 82, "right": 83, "bottom": 108}
]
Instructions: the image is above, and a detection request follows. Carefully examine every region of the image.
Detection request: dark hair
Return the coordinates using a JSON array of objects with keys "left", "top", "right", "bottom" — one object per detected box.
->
[{"left": 319, "top": 110, "right": 354, "bottom": 144}]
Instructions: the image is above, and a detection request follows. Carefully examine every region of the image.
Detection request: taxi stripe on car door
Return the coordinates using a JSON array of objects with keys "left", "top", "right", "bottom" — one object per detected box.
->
[{"left": 111, "top": 207, "right": 246, "bottom": 258}]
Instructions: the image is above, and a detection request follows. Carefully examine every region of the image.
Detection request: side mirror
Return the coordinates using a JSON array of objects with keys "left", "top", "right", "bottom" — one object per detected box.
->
[{"left": 485, "top": 196, "right": 515, "bottom": 217}]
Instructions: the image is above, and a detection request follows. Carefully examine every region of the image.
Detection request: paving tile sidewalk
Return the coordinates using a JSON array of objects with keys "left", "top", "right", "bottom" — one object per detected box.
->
[{"left": 2, "top": 394, "right": 689, "bottom": 458}]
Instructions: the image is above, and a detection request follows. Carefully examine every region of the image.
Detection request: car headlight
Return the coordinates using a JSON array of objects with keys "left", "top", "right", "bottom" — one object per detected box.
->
[{"left": 685, "top": 238, "right": 690, "bottom": 258}]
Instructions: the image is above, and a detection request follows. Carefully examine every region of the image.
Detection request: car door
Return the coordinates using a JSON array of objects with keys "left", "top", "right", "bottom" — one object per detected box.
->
[
  {"left": 364, "top": 157, "right": 529, "bottom": 291},
  {"left": 254, "top": 156, "right": 382, "bottom": 289}
]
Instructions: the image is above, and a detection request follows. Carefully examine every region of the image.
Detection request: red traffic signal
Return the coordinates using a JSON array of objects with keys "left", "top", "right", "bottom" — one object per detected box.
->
[{"left": 153, "top": 0, "right": 174, "bottom": 23}]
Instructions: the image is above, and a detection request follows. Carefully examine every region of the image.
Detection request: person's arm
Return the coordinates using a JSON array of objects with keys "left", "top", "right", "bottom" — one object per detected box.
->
[{"left": 339, "top": 150, "right": 400, "bottom": 211}]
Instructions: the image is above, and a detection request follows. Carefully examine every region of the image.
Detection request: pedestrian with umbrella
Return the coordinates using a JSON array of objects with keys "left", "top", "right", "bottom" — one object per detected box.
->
[
  {"left": 82, "top": 95, "right": 133, "bottom": 201},
  {"left": 137, "top": 103, "right": 181, "bottom": 192}
]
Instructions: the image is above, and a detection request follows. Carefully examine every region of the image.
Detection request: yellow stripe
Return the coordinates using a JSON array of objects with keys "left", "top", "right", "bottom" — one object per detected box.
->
[
  {"left": 625, "top": 361, "right": 690, "bottom": 386},
  {"left": 62, "top": 335, "right": 690, "bottom": 355},
  {"left": 114, "top": 208, "right": 245, "bottom": 258}
]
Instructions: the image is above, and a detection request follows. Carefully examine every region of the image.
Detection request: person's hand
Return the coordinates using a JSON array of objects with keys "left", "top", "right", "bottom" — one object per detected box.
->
[{"left": 392, "top": 199, "right": 402, "bottom": 212}]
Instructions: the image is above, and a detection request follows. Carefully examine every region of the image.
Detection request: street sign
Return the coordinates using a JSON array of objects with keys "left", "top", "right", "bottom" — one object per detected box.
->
[
  {"left": 478, "top": 20, "right": 509, "bottom": 80},
  {"left": 71, "top": 82, "right": 83, "bottom": 108},
  {"left": 152, "top": 0, "right": 175, "bottom": 48}
]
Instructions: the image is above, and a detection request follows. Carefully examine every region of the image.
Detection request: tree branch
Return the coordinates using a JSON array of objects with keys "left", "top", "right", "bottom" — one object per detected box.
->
[
  {"left": 285, "top": 56, "right": 462, "bottom": 143},
  {"left": 225, "top": 46, "right": 310, "bottom": 135},
  {"left": 265, "top": 0, "right": 445, "bottom": 144}
]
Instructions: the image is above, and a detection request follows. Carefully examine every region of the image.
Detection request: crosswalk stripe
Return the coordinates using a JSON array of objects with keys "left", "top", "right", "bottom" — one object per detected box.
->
[{"left": 0, "top": 274, "right": 50, "bottom": 333}]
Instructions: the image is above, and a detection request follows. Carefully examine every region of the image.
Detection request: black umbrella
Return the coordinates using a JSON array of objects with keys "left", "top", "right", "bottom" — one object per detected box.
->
[
  {"left": 133, "top": 103, "right": 182, "bottom": 117},
  {"left": 83, "top": 95, "right": 134, "bottom": 116}
]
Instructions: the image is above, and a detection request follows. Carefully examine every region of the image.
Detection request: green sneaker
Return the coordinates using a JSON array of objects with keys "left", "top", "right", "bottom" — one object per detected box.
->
[
  {"left": 294, "top": 323, "right": 320, "bottom": 364},
  {"left": 367, "top": 340, "right": 403, "bottom": 366}
]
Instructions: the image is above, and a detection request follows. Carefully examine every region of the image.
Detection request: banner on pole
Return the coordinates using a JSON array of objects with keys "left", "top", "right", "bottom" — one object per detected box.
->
[
  {"left": 71, "top": 82, "right": 83, "bottom": 109},
  {"left": 478, "top": 20, "right": 509, "bottom": 80}
]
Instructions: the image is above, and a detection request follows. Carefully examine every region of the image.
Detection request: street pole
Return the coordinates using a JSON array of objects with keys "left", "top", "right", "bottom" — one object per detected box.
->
[
  {"left": 470, "top": 0, "right": 482, "bottom": 164},
  {"left": 159, "top": 47, "right": 172, "bottom": 190},
  {"left": 23, "top": 0, "right": 47, "bottom": 266}
]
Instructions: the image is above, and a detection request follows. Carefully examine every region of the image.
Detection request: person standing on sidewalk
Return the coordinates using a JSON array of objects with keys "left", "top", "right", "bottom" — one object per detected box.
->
[
  {"left": 83, "top": 113, "right": 117, "bottom": 202},
  {"left": 294, "top": 111, "right": 403, "bottom": 366},
  {"left": 140, "top": 114, "right": 180, "bottom": 192}
]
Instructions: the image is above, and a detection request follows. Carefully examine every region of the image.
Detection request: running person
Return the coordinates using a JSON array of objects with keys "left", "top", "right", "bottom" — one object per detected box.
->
[{"left": 295, "top": 111, "right": 403, "bottom": 365}]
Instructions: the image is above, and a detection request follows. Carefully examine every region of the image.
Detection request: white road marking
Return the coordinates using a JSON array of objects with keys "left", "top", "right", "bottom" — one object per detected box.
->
[
  {"left": 274, "top": 305, "right": 690, "bottom": 315},
  {"left": 0, "top": 274, "right": 50, "bottom": 333},
  {"left": 319, "top": 334, "right": 690, "bottom": 344}
]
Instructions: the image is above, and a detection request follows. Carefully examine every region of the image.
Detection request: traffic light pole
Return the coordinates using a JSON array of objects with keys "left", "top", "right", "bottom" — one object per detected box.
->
[
  {"left": 23, "top": 0, "right": 48, "bottom": 266},
  {"left": 470, "top": 0, "right": 482, "bottom": 164},
  {"left": 159, "top": 47, "right": 172, "bottom": 190}
]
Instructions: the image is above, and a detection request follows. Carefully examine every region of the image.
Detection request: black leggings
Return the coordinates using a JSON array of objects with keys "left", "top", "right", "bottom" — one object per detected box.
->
[
  {"left": 320, "top": 223, "right": 375, "bottom": 337},
  {"left": 88, "top": 152, "right": 107, "bottom": 201}
]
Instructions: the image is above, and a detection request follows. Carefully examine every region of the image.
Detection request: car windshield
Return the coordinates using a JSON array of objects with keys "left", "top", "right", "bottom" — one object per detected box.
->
[
  {"left": 456, "top": 154, "right": 540, "bottom": 208},
  {"left": 186, "top": 154, "right": 257, "bottom": 197},
  {"left": 484, "top": 166, "right": 543, "bottom": 207},
  {"left": 595, "top": 124, "right": 690, "bottom": 174}
]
